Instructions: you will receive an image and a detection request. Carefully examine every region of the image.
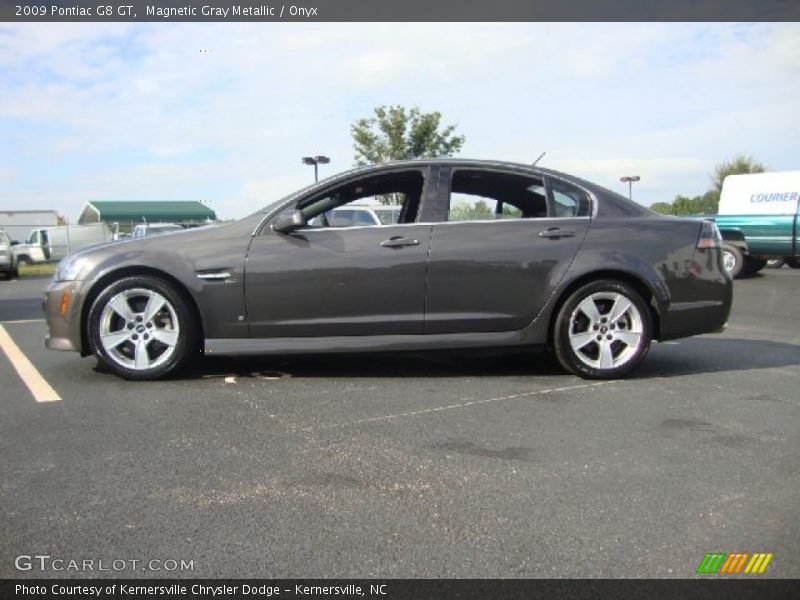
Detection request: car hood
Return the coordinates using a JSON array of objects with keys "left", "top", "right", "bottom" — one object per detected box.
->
[{"left": 62, "top": 214, "right": 266, "bottom": 282}]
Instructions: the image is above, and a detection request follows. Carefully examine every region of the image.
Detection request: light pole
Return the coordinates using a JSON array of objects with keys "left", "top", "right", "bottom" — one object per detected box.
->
[
  {"left": 620, "top": 175, "right": 640, "bottom": 201},
  {"left": 302, "top": 155, "right": 330, "bottom": 182}
]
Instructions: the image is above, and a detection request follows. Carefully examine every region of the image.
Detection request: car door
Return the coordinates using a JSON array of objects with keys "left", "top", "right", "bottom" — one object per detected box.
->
[
  {"left": 424, "top": 167, "right": 592, "bottom": 334},
  {"left": 244, "top": 168, "right": 433, "bottom": 338}
]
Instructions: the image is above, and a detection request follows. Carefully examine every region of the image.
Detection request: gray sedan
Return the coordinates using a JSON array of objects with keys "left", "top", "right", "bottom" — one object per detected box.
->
[{"left": 43, "top": 160, "right": 732, "bottom": 380}]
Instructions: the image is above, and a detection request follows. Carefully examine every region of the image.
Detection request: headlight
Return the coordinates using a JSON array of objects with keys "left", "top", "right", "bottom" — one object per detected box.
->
[{"left": 54, "top": 256, "right": 89, "bottom": 282}]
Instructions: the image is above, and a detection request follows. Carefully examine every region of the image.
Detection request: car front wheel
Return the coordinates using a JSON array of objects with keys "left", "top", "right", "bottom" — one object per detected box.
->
[
  {"left": 553, "top": 280, "right": 653, "bottom": 379},
  {"left": 88, "top": 275, "right": 198, "bottom": 380}
]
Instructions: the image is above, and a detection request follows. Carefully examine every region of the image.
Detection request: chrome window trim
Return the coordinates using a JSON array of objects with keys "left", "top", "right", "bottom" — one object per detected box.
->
[
  {"left": 286, "top": 222, "right": 434, "bottom": 234},
  {"left": 285, "top": 216, "right": 591, "bottom": 234},
  {"left": 435, "top": 216, "right": 591, "bottom": 226}
]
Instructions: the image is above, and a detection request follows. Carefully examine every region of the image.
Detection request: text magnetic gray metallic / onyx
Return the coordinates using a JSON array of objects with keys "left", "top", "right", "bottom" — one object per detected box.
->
[{"left": 43, "top": 159, "right": 732, "bottom": 380}]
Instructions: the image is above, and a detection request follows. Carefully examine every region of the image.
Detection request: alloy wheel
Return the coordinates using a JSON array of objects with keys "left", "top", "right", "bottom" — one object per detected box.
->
[
  {"left": 98, "top": 287, "right": 180, "bottom": 371},
  {"left": 567, "top": 291, "right": 644, "bottom": 370}
]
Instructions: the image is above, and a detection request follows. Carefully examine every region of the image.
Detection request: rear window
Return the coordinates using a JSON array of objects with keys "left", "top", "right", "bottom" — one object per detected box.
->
[{"left": 548, "top": 180, "right": 592, "bottom": 217}]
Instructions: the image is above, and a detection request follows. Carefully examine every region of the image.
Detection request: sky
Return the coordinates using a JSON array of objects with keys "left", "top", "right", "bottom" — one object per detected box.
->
[{"left": 0, "top": 22, "right": 799, "bottom": 221}]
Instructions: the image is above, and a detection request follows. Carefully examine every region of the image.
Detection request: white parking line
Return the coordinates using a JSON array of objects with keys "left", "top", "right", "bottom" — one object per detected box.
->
[
  {"left": 0, "top": 318, "right": 45, "bottom": 324},
  {"left": 0, "top": 324, "right": 61, "bottom": 402},
  {"left": 302, "top": 380, "right": 621, "bottom": 432}
]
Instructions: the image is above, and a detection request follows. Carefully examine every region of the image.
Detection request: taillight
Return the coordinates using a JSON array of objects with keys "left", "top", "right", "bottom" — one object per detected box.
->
[{"left": 697, "top": 220, "right": 721, "bottom": 249}]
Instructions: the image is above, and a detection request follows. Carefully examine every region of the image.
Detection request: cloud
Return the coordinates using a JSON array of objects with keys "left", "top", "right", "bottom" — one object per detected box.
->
[{"left": 0, "top": 22, "right": 798, "bottom": 219}]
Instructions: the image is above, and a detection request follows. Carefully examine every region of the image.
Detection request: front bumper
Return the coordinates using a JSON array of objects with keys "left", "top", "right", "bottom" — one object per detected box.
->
[{"left": 43, "top": 279, "right": 86, "bottom": 352}]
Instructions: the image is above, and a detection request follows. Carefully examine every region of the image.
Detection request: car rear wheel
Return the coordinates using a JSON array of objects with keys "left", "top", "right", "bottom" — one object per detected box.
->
[
  {"left": 786, "top": 258, "right": 800, "bottom": 269},
  {"left": 88, "top": 275, "right": 198, "bottom": 380},
  {"left": 553, "top": 280, "right": 652, "bottom": 379},
  {"left": 721, "top": 243, "right": 744, "bottom": 279}
]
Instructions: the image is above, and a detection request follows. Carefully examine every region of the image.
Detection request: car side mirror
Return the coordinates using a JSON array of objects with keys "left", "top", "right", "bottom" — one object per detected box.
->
[
  {"left": 10, "top": 240, "right": 19, "bottom": 246},
  {"left": 272, "top": 210, "right": 307, "bottom": 233}
]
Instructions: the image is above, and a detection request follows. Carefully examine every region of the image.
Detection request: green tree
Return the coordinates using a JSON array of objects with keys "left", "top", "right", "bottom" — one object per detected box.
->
[
  {"left": 449, "top": 198, "right": 495, "bottom": 221},
  {"left": 696, "top": 190, "right": 719, "bottom": 215},
  {"left": 711, "top": 154, "right": 767, "bottom": 196},
  {"left": 704, "top": 154, "right": 767, "bottom": 213},
  {"left": 672, "top": 194, "right": 697, "bottom": 215},
  {"left": 648, "top": 201, "right": 674, "bottom": 215},
  {"left": 352, "top": 105, "right": 465, "bottom": 162},
  {"left": 650, "top": 155, "right": 767, "bottom": 216},
  {"left": 351, "top": 105, "right": 466, "bottom": 205},
  {"left": 655, "top": 192, "right": 720, "bottom": 216}
]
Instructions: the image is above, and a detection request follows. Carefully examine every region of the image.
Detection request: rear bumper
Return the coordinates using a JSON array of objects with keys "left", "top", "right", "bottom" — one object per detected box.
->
[
  {"left": 659, "top": 296, "right": 732, "bottom": 341},
  {"left": 43, "top": 280, "right": 85, "bottom": 352}
]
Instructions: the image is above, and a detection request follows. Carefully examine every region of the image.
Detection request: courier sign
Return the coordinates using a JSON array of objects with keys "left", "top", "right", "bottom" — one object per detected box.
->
[{"left": 750, "top": 191, "right": 798, "bottom": 204}]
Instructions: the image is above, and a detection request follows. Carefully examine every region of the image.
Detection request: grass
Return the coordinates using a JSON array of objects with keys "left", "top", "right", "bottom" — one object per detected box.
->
[{"left": 17, "top": 262, "right": 56, "bottom": 277}]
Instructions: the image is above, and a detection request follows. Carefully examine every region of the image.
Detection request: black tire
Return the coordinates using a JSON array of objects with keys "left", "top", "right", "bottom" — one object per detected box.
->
[
  {"left": 787, "top": 258, "right": 800, "bottom": 269},
  {"left": 721, "top": 243, "right": 744, "bottom": 279},
  {"left": 741, "top": 257, "right": 767, "bottom": 276},
  {"left": 766, "top": 259, "right": 785, "bottom": 269},
  {"left": 553, "top": 279, "right": 653, "bottom": 380},
  {"left": 87, "top": 275, "right": 198, "bottom": 380}
]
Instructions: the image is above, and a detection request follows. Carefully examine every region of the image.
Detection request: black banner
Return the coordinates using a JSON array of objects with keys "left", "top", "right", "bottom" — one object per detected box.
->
[
  {"left": 3, "top": 579, "right": 800, "bottom": 600},
  {"left": 2, "top": 0, "right": 800, "bottom": 23}
]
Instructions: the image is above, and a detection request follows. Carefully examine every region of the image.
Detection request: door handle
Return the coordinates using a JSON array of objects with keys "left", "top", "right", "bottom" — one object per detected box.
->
[
  {"left": 381, "top": 237, "right": 420, "bottom": 248},
  {"left": 538, "top": 228, "right": 577, "bottom": 239}
]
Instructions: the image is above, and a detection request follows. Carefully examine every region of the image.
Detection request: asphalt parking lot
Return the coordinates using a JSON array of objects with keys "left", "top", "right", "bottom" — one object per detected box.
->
[{"left": 1, "top": 271, "right": 798, "bottom": 579}]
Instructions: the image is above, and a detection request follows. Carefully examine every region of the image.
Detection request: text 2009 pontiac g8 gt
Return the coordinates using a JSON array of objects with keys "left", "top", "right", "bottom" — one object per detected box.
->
[{"left": 44, "top": 160, "right": 732, "bottom": 380}]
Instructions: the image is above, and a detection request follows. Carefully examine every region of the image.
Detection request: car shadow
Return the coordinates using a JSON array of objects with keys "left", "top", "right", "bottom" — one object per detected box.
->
[
  {"left": 736, "top": 271, "right": 766, "bottom": 280},
  {"left": 632, "top": 336, "right": 800, "bottom": 379},
  {"left": 175, "top": 347, "right": 560, "bottom": 380},
  {"left": 158, "top": 336, "right": 800, "bottom": 381}
]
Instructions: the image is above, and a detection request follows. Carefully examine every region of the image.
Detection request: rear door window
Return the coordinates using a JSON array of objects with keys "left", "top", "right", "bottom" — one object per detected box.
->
[{"left": 446, "top": 170, "right": 549, "bottom": 222}]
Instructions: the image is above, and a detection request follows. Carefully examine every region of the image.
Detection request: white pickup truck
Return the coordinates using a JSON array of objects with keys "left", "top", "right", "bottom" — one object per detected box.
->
[
  {"left": 713, "top": 171, "right": 800, "bottom": 277},
  {"left": 13, "top": 223, "right": 113, "bottom": 264}
]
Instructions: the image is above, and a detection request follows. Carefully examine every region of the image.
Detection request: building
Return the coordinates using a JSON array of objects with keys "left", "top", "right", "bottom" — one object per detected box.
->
[
  {"left": 78, "top": 201, "right": 217, "bottom": 234},
  {"left": 0, "top": 210, "right": 59, "bottom": 243}
]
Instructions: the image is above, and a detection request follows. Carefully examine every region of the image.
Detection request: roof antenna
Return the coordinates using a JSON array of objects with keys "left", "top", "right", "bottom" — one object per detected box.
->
[{"left": 532, "top": 152, "right": 546, "bottom": 167}]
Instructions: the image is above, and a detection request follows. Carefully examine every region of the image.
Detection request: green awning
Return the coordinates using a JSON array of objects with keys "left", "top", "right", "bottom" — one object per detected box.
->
[{"left": 86, "top": 201, "right": 216, "bottom": 221}]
